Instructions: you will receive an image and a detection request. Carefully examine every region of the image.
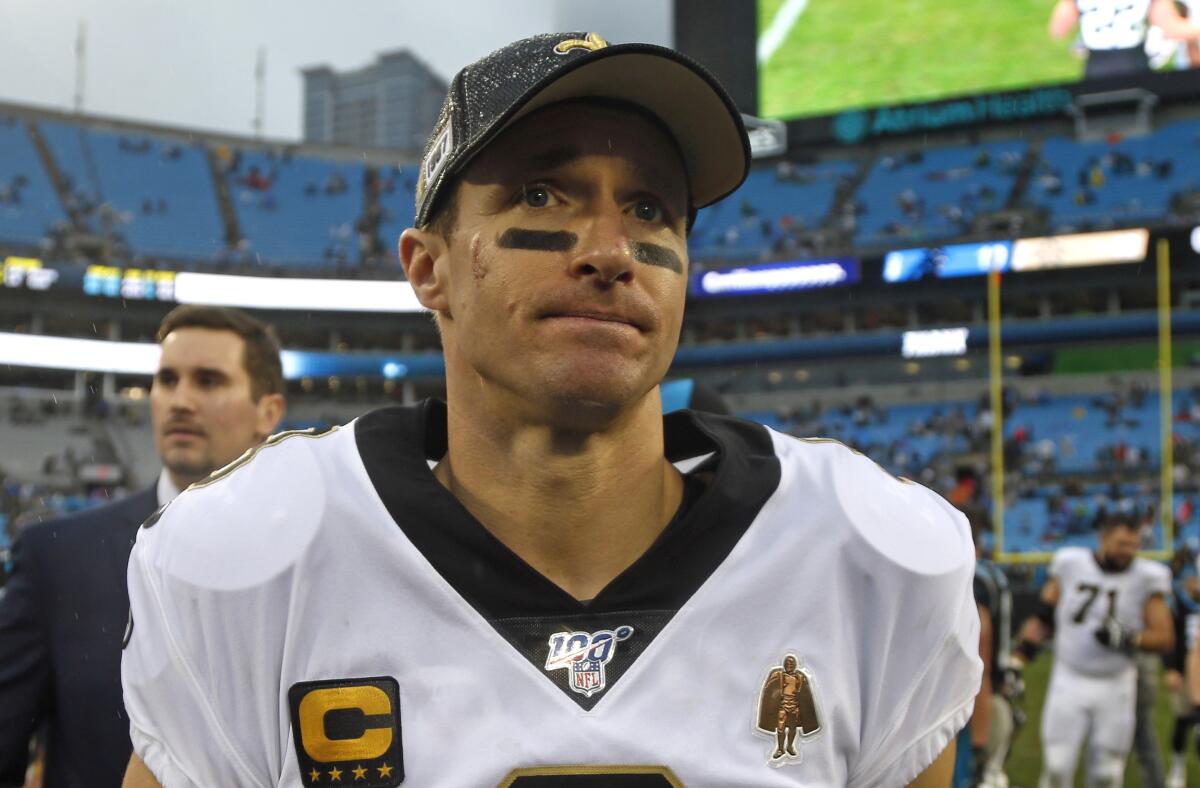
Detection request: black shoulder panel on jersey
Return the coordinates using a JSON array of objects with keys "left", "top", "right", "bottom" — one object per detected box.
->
[{"left": 355, "top": 400, "right": 782, "bottom": 710}]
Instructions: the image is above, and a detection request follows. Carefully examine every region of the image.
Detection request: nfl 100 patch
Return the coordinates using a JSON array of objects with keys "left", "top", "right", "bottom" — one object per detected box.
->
[
  {"left": 288, "top": 676, "right": 404, "bottom": 786},
  {"left": 544, "top": 625, "right": 634, "bottom": 698}
]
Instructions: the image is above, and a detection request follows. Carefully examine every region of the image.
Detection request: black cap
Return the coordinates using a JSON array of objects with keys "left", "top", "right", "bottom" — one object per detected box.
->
[{"left": 414, "top": 32, "right": 750, "bottom": 229}]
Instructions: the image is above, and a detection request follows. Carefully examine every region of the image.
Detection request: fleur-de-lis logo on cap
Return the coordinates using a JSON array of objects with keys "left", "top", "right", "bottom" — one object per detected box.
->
[{"left": 554, "top": 32, "right": 609, "bottom": 55}]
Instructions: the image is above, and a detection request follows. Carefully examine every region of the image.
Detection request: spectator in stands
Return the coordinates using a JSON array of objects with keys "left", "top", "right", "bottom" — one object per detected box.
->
[
  {"left": 0, "top": 305, "right": 286, "bottom": 788},
  {"left": 243, "top": 165, "right": 272, "bottom": 191}
]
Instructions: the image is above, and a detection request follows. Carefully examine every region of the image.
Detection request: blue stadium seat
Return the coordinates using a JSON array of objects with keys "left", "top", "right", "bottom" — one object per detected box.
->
[
  {"left": 227, "top": 150, "right": 363, "bottom": 267},
  {"left": 38, "top": 120, "right": 225, "bottom": 260},
  {"left": 690, "top": 160, "right": 858, "bottom": 261},
  {"left": 739, "top": 388, "right": 1198, "bottom": 555},
  {"left": 375, "top": 164, "right": 420, "bottom": 263},
  {"left": 0, "top": 116, "right": 67, "bottom": 246},
  {"left": 1028, "top": 118, "right": 1200, "bottom": 232},
  {"left": 853, "top": 140, "right": 1026, "bottom": 248}
]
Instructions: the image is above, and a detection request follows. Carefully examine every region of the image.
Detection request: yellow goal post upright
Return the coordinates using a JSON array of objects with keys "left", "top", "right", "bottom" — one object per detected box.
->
[
  {"left": 1157, "top": 237, "right": 1174, "bottom": 560},
  {"left": 992, "top": 240, "right": 1175, "bottom": 564}
]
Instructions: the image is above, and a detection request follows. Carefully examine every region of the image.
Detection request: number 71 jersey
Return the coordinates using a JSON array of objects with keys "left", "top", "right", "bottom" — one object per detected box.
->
[{"left": 1050, "top": 546, "right": 1170, "bottom": 675}]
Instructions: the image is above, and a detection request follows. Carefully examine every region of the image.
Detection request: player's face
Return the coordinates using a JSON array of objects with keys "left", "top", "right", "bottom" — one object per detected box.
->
[
  {"left": 422, "top": 102, "right": 690, "bottom": 427},
  {"left": 1099, "top": 525, "right": 1139, "bottom": 570},
  {"left": 151, "top": 328, "right": 278, "bottom": 486}
]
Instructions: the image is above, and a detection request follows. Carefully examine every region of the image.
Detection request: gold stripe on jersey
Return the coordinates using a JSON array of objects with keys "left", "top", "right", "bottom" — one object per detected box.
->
[
  {"left": 499, "top": 765, "right": 682, "bottom": 786},
  {"left": 796, "top": 436, "right": 916, "bottom": 485},
  {"left": 187, "top": 425, "right": 340, "bottom": 492}
]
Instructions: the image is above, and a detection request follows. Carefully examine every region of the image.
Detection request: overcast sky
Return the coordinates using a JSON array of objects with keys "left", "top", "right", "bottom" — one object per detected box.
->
[{"left": 0, "top": 0, "right": 672, "bottom": 141}]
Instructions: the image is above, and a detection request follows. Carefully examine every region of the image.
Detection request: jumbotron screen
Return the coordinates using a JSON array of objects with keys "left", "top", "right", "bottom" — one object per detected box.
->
[{"left": 757, "top": 0, "right": 1200, "bottom": 121}]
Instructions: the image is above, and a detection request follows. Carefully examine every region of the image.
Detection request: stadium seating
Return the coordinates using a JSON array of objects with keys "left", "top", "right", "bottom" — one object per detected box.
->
[
  {"left": 0, "top": 415, "right": 101, "bottom": 482},
  {"left": 85, "top": 130, "right": 226, "bottom": 260},
  {"left": 226, "top": 149, "right": 363, "bottom": 267},
  {"left": 740, "top": 386, "right": 1200, "bottom": 555},
  {"left": 852, "top": 140, "right": 1026, "bottom": 247},
  {"left": 689, "top": 160, "right": 857, "bottom": 261},
  {"left": 1027, "top": 117, "right": 1200, "bottom": 233},
  {"left": 37, "top": 119, "right": 98, "bottom": 215},
  {"left": 374, "top": 164, "right": 420, "bottom": 263},
  {"left": 0, "top": 116, "right": 67, "bottom": 246},
  {"left": 38, "top": 120, "right": 226, "bottom": 260},
  {"left": 8, "top": 110, "right": 1200, "bottom": 272}
]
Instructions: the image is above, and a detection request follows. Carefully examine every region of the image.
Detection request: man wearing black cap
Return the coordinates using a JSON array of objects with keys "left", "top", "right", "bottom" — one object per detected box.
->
[{"left": 122, "top": 33, "right": 979, "bottom": 787}]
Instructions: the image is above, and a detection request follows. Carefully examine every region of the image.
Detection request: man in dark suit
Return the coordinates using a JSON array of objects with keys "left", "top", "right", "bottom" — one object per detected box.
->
[{"left": 0, "top": 305, "right": 286, "bottom": 788}]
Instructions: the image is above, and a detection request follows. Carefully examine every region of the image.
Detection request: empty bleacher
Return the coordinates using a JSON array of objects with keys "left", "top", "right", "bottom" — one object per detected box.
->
[
  {"left": 226, "top": 150, "right": 363, "bottom": 267},
  {"left": 0, "top": 116, "right": 67, "bottom": 246},
  {"left": 38, "top": 120, "right": 226, "bottom": 260}
]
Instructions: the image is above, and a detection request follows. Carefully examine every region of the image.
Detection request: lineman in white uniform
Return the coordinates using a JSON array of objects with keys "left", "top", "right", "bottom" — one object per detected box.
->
[
  {"left": 120, "top": 33, "right": 982, "bottom": 788},
  {"left": 1013, "top": 517, "right": 1173, "bottom": 787}
]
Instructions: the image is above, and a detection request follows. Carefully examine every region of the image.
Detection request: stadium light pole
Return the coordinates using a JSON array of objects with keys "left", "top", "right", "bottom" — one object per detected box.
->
[
  {"left": 254, "top": 47, "right": 266, "bottom": 139},
  {"left": 73, "top": 21, "right": 86, "bottom": 114}
]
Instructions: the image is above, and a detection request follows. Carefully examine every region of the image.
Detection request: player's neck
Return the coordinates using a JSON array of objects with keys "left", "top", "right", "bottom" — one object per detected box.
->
[{"left": 435, "top": 389, "right": 684, "bottom": 602}]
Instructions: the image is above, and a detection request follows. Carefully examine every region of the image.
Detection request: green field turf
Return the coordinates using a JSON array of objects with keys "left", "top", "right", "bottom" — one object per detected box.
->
[
  {"left": 1006, "top": 654, "right": 1200, "bottom": 786},
  {"left": 758, "top": 0, "right": 1085, "bottom": 119}
]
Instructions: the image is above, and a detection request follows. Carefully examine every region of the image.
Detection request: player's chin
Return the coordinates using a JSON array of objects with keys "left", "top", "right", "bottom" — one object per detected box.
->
[{"left": 534, "top": 361, "right": 658, "bottom": 426}]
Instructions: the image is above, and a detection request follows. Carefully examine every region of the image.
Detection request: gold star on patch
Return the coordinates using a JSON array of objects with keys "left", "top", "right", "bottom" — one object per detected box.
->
[
  {"left": 352, "top": 765, "right": 367, "bottom": 780},
  {"left": 309, "top": 767, "right": 321, "bottom": 783},
  {"left": 377, "top": 763, "right": 394, "bottom": 778},
  {"left": 329, "top": 766, "right": 343, "bottom": 782}
]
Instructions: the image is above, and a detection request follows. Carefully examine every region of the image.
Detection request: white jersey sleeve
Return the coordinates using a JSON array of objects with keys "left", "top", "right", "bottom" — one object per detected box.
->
[
  {"left": 122, "top": 430, "right": 334, "bottom": 787},
  {"left": 1143, "top": 558, "right": 1172, "bottom": 599},
  {"left": 779, "top": 438, "right": 982, "bottom": 786},
  {"left": 853, "top": 489, "right": 980, "bottom": 785}
]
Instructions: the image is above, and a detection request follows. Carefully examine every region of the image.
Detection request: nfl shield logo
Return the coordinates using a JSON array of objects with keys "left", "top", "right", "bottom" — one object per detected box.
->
[
  {"left": 545, "top": 626, "right": 634, "bottom": 699},
  {"left": 571, "top": 659, "right": 605, "bottom": 696}
]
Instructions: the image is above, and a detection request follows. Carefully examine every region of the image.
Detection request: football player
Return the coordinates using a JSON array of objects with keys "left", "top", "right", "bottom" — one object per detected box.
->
[
  {"left": 1050, "top": 0, "right": 1200, "bottom": 78},
  {"left": 1165, "top": 553, "right": 1199, "bottom": 788},
  {"left": 971, "top": 515, "right": 1016, "bottom": 788},
  {"left": 120, "top": 33, "right": 981, "bottom": 787},
  {"left": 1012, "top": 515, "right": 1173, "bottom": 787}
]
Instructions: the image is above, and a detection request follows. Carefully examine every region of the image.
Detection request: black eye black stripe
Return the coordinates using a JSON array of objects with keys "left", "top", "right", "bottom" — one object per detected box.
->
[
  {"left": 497, "top": 228, "right": 577, "bottom": 252},
  {"left": 633, "top": 242, "right": 682, "bottom": 274},
  {"left": 496, "top": 229, "right": 682, "bottom": 274}
]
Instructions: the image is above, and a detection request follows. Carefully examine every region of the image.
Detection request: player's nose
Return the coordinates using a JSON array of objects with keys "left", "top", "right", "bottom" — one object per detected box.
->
[{"left": 568, "top": 206, "right": 635, "bottom": 285}]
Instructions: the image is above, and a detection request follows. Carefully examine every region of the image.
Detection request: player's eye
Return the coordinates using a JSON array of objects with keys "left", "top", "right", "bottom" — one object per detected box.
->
[
  {"left": 632, "top": 198, "right": 663, "bottom": 223},
  {"left": 521, "top": 185, "right": 554, "bottom": 209}
]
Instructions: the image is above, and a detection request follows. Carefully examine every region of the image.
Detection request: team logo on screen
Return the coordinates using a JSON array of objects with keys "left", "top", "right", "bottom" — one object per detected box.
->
[
  {"left": 287, "top": 676, "right": 404, "bottom": 786},
  {"left": 754, "top": 653, "right": 823, "bottom": 767},
  {"left": 544, "top": 625, "right": 634, "bottom": 698}
]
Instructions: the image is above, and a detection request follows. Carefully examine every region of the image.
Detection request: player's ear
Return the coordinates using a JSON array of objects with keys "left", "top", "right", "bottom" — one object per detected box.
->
[
  {"left": 255, "top": 392, "right": 286, "bottom": 439},
  {"left": 400, "top": 227, "right": 451, "bottom": 316}
]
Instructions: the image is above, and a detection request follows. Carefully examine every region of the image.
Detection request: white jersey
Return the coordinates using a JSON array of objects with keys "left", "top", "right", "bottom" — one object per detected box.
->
[
  {"left": 1050, "top": 546, "right": 1170, "bottom": 676},
  {"left": 122, "top": 403, "right": 981, "bottom": 788},
  {"left": 1076, "top": 0, "right": 1152, "bottom": 50}
]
